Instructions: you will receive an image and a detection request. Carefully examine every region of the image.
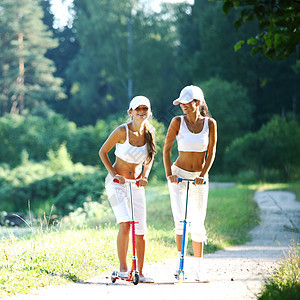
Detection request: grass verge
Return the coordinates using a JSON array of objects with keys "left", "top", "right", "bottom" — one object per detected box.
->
[
  {"left": 258, "top": 243, "right": 300, "bottom": 300},
  {"left": 254, "top": 181, "right": 300, "bottom": 299}
]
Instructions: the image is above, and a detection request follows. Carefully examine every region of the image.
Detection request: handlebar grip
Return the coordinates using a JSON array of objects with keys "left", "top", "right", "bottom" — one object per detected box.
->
[
  {"left": 177, "top": 178, "right": 206, "bottom": 184},
  {"left": 113, "top": 178, "right": 140, "bottom": 186}
]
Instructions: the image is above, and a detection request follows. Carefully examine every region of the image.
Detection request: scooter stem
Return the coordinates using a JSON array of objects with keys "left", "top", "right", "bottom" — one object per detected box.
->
[{"left": 179, "top": 180, "right": 190, "bottom": 271}]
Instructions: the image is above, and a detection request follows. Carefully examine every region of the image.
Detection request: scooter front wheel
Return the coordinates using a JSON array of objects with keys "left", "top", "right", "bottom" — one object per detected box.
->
[
  {"left": 132, "top": 272, "right": 139, "bottom": 285},
  {"left": 179, "top": 271, "right": 184, "bottom": 284}
]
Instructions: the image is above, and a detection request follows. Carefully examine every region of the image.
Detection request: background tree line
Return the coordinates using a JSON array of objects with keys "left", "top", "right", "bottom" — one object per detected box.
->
[{"left": 0, "top": 0, "right": 299, "bottom": 208}]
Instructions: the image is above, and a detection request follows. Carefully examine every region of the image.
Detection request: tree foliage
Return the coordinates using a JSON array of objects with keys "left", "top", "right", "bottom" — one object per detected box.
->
[
  {"left": 176, "top": 0, "right": 299, "bottom": 129},
  {"left": 65, "top": 0, "right": 180, "bottom": 125},
  {"left": 0, "top": 0, "right": 65, "bottom": 115},
  {"left": 200, "top": 77, "right": 253, "bottom": 171},
  {"left": 211, "top": 0, "right": 300, "bottom": 60}
]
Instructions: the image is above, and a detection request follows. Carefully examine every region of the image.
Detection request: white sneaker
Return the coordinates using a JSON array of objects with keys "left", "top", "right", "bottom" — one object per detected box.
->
[
  {"left": 118, "top": 271, "right": 128, "bottom": 278},
  {"left": 195, "top": 270, "right": 210, "bottom": 283},
  {"left": 139, "top": 276, "right": 154, "bottom": 283}
]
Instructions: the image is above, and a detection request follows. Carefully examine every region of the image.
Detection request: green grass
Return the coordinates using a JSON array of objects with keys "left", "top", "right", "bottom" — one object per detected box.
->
[
  {"left": 258, "top": 243, "right": 300, "bottom": 300},
  {"left": 254, "top": 181, "right": 300, "bottom": 299},
  {"left": 205, "top": 185, "right": 259, "bottom": 251},
  {"left": 0, "top": 182, "right": 261, "bottom": 297}
]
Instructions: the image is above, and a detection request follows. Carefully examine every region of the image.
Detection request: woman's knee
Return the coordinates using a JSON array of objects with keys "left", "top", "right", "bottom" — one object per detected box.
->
[
  {"left": 136, "top": 234, "right": 146, "bottom": 242},
  {"left": 191, "top": 230, "right": 207, "bottom": 243},
  {"left": 119, "top": 222, "right": 131, "bottom": 234}
]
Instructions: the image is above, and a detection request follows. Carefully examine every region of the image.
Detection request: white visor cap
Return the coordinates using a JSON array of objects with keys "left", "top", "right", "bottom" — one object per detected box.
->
[
  {"left": 173, "top": 85, "right": 204, "bottom": 105},
  {"left": 129, "top": 96, "right": 151, "bottom": 110}
]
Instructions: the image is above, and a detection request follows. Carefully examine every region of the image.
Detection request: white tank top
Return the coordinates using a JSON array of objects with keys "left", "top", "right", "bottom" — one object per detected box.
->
[
  {"left": 115, "top": 124, "right": 148, "bottom": 164},
  {"left": 176, "top": 116, "right": 209, "bottom": 152}
]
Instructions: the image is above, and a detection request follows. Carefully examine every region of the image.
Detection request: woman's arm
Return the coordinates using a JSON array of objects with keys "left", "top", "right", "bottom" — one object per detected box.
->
[
  {"left": 163, "top": 117, "right": 180, "bottom": 181},
  {"left": 99, "top": 125, "right": 125, "bottom": 179},
  {"left": 198, "top": 118, "right": 217, "bottom": 180},
  {"left": 138, "top": 158, "right": 154, "bottom": 187}
]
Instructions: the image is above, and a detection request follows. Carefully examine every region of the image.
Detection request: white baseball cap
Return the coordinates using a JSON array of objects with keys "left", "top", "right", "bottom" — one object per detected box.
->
[
  {"left": 129, "top": 96, "right": 151, "bottom": 110},
  {"left": 173, "top": 85, "right": 205, "bottom": 105}
]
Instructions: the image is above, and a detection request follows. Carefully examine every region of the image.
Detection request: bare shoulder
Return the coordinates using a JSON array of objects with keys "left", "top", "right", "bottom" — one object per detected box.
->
[
  {"left": 171, "top": 116, "right": 181, "bottom": 127},
  {"left": 111, "top": 124, "right": 127, "bottom": 143},
  {"left": 164, "top": 116, "right": 180, "bottom": 137},
  {"left": 208, "top": 117, "right": 217, "bottom": 127}
]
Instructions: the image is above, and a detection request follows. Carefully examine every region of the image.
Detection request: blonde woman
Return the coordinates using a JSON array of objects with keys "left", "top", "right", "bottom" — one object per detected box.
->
[
  {"left": 99, "top": 96, "right": 155, "bottom": 283},
  {"left": 163, "top": 85, "right": 217, "bottom": 281}
]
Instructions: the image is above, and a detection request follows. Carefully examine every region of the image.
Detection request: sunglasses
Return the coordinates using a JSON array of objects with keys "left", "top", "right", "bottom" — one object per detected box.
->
[{"left": 135, "top": 106, "right": 149, "bottom": 112}]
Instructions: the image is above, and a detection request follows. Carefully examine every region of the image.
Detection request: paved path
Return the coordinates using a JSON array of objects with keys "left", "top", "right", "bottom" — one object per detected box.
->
[{"left": 11, "top": 190, "right": 300, "bottom": 300}]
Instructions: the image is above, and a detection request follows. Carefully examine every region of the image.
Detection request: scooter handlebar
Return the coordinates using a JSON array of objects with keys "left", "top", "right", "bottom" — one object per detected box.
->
[
  {"left": 113, "top": 178, "right": 140, "bottom": 186},
  {"left": 178, "top": 177, "right": 206, "bottom": 185}
]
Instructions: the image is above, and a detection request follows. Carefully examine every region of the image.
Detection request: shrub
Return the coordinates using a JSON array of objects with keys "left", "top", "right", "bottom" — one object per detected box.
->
[
  {"left": 0, "top": 147, "right": 106, "bottom": 217},
  {"left": 258, "top": 244, "right": 300, "bottom": 299},
  {"left": 0, "top": 113, "right": 76, "bottom": 167},
  {"left": 225, "top": 115, "right": 300, "bottom": 181}
]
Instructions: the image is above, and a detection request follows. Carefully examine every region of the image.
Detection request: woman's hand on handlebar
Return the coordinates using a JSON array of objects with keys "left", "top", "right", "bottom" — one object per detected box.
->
[
  {"left": 113, "top": 175, "right": 126, "bottom": 184},
  {"left": 138, "top": 177, "right": 148, "bottom": 187},
  {"left": 194, "top": 176, "right": 205, "bottom": 185},
  {"left": 167, "top": 174, "right": 179, "bottom": 184}
]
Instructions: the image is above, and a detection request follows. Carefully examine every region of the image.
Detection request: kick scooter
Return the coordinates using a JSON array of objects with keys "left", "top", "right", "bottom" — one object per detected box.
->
[
  {"left": 111, "top": 178, "right": 140, "bottom": 285},
  {"left": 175, "top": 177, "right": 206, "bottom": 284}
]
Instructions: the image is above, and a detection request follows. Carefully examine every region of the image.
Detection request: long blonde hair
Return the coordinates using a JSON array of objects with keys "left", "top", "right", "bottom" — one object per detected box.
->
[
  {"left": 143, "top": 119, "right": 156, "bottom": 164},
  {"left": 196, "top": 99, "right": 212, "bottom": 117}
]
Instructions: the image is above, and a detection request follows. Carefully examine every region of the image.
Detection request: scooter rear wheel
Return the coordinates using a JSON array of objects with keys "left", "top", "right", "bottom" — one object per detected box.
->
[{"left": 111, "top": 270, "right": 117, "bottom": 283}]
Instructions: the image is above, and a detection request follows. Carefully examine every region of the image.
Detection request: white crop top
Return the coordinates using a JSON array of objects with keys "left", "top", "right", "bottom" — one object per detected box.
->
[
  {"left": 176, "top": 116, "right": 209, "bottom": 152},
  {"left": 115, "top": 124, "right": 148, "bottom": 164}
]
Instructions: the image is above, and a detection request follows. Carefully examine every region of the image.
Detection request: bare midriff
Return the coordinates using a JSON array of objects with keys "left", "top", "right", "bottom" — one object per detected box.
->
[
  {"left": 113, "top": 157, "right": 142, "bottom": 179},
  {"left": 174, "top": 151, "right": 206, "bottom": 172}
]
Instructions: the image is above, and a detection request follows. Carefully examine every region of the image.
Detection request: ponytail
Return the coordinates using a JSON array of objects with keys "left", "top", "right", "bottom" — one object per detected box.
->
[
  {"left": 144, "top": 120, "right": 156, "bottom": 164},
  {"left": 199, "top": 99, "right": 212, "bottom": 118}
]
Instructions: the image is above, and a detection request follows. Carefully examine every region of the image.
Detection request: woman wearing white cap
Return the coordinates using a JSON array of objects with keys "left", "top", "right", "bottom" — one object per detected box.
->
[
  {"left": 163, "top": 85, "right": 217, "bottom": 282},
  {"left": 99, "top": 96, "right": 156, "bottom": 283}
]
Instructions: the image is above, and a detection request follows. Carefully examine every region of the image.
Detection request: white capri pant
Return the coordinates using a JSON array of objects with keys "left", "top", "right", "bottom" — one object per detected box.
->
[
  {"left": 168, "top": 164, "right": 209, "bottom": 243},
  {"left": 105, "top": 174, "right": 147, "bottom": 235}
]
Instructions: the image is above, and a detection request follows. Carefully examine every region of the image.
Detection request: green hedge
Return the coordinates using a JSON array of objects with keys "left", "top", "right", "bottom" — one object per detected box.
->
[
  {"left": 224, "top": 115, "right": 300, "bottom": 182},
  {"left": 0, "top": 146, "right": 107, "bottom": 217}
]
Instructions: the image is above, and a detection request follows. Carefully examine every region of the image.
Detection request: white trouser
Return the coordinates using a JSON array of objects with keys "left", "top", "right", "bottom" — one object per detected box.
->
[
  {"left": 168, "top": 164, "right": 208, "bottom": 243},
  {"left": 105, "top": 174, "right": 147, "bottom": 235}
]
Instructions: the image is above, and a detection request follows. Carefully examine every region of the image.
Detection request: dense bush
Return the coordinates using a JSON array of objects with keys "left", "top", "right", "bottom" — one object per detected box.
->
[
  {"left": 224, "top": 115, "right": 300, "bottom": 181},
  {"left": 0, "top": 113, "right": 76, "bottom": 167},
  {"left": 0, "top": 145, "right": 106, "bottom": 216}
]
